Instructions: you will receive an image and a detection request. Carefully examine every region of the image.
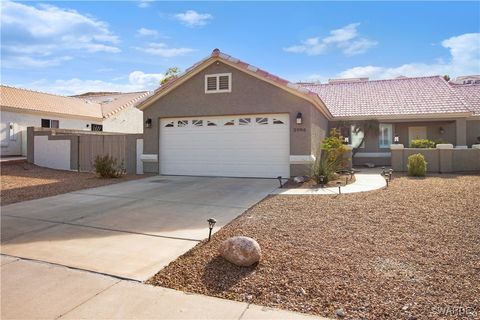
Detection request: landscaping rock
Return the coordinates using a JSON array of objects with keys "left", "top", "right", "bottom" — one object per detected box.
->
[
  {"left": 219, "top": 236, "right": 261, "bottom": 267},
  {"left": 293, "top": 176, "right": 305, "bottom": 183},
  {"left": 336, "top": 308, "right": 346, "bottom": 318}
]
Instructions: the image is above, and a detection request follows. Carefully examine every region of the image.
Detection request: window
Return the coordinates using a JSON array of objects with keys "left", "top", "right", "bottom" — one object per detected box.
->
[
  {"left": 256, "top": 117, "right": 268, "bottom": 125},
  {"left": 192, "top": 120, "right": 203, "bottom": 127},
  {"left": 273, "top": 118, "right": 284, "bottom": 125},
  {"left": 177, "top": 120, "right": 188, "bottom": 127},
  {"left": 239, "top": 118, "right": 251, "bottom": 125},
  {"left": 41, "top": 119, "right": 59, "bottom": 128},
  {"left": 206, "top": 121, "right": 217, "bottom": 126},
  {"left": 224, "top": 120, "right": 235, "bottom": 126},
  {"left": 205, "top": 73, "right": 231, "bottom": 93},
  {"left": 350, "top": 125, "right": 365, "bottom": 148},
  {"left": 164, "top": 121, "right": 174, "bottom": 128},
  {"left": 379, "top": 124, "right": 393, "bottom": 148},
  {"left": 91, "top": 124, "right": 103, "bottom": 131}
]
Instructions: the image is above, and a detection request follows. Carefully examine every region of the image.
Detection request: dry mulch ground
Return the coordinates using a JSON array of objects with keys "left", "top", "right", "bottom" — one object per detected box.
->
[
  {"left": 1, "top": 161, "right": 149, "bottom": 206},
  {"left": 148, "top": 174, "right": 480, "bottom": 319}
]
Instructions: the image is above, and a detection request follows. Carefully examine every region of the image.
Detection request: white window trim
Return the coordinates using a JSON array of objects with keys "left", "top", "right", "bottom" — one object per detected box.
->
[
  {"left": 204, "top": 73, "right": 232, "bottom": 93},
  {"left": 379, "top": 123, "right": 393, "bottom": 148}
]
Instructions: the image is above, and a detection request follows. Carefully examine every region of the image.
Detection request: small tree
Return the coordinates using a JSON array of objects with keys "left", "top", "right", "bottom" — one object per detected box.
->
[
  {"left": 160, "top": 67, "right": 181, "bottom": 85},
  {"left": 350, "top": 119, "right": 379, "bottom": 159},
  {"left": 443, "top": 75, "right": 451, "bottom": 82}
]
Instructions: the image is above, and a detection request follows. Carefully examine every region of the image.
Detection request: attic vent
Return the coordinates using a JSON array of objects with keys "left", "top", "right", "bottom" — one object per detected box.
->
[{"left": 205, "top": 73, "right": 231, "bottom": 93}]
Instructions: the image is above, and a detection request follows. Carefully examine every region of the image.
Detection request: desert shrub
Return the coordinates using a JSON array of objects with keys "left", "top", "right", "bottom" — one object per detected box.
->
[
  {"left": 410, "top": 139, "right": 436, "bottom": 148},
  {"left": 312, "top": 150, "right": 341, "bottom": 184},
  {"left": 321, "top": 128, "right": 349, "bottom": 169},
  {"left": 93, "top": 155, "right": 125, "bottom": 178},
  {"left": 312, "top": 129, "right": 349, "bottom": 184},
  {"left": 407, "top": 153, "right": 427, "bottom": 177}
]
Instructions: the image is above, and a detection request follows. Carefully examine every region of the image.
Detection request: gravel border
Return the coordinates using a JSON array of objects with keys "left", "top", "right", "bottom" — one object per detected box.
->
[{"left": 148, "top": 174, "right": 480, "bottom": 319}]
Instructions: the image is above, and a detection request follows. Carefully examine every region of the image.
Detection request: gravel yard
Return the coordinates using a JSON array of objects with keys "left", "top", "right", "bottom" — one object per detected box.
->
[
  {"left": 1, "top": 162, "right": 148, "bottom": 205},
  {"left": 148, "top": 174, "right": 480, "bottom": 319}
]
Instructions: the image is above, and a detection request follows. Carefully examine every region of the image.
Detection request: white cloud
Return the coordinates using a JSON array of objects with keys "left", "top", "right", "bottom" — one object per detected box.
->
[
  {"left": 1, "top": 1, "right": 120, "bottom": 68},
  {"left": 136, "top": 27, "right": 159, "bottom": 37},
  {"left": 135, "top": 42, "right": 195, "bottom": 58},
  {"left": 19, "top": 71, "right": 165, "bottom": 96},
  {"left": 174, "top": 10, "right": 212, "bottom": 27},
  {"left": 284, "top": 23, "right": 377, "bottom": 56},
  {"left": 138, "top": 0, "right": 154, "bottom": 8},
  {"left": 337, "top": 33, "right": 480, "bottom": 79},
  {"left": 1, "top": 55, "right": 73, "bottom": 68}
]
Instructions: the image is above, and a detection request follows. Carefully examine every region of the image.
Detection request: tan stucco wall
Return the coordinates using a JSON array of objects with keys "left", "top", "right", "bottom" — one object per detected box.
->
[
  {"left": 467, "top": 120, "right": 480, "bottom": 147},
  {"left": 142, "top": 62, "right": 328, "bottom": 174}
]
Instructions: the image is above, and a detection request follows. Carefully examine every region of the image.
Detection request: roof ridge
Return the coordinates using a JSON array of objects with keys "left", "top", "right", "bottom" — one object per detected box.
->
[
  {"left": 103, "top": 91, "right": 153, "bottom": 118},
  {"left": 301, "top": 75, "right": 445, "bottom": 87},
  {"left": 0, "top": 84, "right": 99, "bottom": 105}
]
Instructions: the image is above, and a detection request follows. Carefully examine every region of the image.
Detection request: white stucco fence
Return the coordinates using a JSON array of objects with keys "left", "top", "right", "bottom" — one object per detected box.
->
[{"left": 33, "top": 135, "right": 71, "bottom": 170}]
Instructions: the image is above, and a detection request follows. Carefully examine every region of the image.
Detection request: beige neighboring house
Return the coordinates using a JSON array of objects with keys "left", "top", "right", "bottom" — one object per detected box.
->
[{"left": 0, "top": 85, "right": 150, "bottom": 156}]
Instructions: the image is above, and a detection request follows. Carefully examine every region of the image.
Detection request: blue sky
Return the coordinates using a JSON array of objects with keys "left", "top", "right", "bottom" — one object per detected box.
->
[{"left": 1, "top": 1, "right": 479, "bottom": 95}]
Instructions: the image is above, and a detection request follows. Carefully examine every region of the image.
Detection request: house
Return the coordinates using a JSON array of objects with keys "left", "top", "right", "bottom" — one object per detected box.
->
[
  {"left": 138, "top": 49, "right": 479, "bottom": 178},
  {"left": 302, "top": 76, "right": 479, "bottom": 166},
  {"left": 0, "top": 85, "right": 149, "bottom": 156}
]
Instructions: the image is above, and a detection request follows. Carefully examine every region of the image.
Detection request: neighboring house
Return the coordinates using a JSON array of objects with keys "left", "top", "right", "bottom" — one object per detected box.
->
[
  {"left": 449, "top": 82, "right": 480, "bottom": 147},
  {"left": 138, "top": 49, "right": 479, "bottom": 177},
  {"left": 449, "top": 75, "right": 480, "bottom": 85},
  {"left": 76, "top": 92, "right": 149, "bottom": 134},
  {"left": 0, "top": 86, "right": 149, "bottom": 156}
]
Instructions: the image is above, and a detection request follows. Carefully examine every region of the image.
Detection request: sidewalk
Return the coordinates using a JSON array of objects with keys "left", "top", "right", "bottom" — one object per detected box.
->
[
  {"left": 1, "top": 255, "right": 327, "bottom": 320},
  {"left": 271, "top": 168, "right": 386, "bottom": 195}
]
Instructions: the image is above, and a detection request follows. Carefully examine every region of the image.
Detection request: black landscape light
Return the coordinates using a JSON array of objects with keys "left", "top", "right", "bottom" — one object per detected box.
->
[
  {"left": 389, "top": 168, "right": 393, "bottom": 180},
  {"left": 336, "top": 181, "right": 342, "bottom": 194},
  {"left": 277, "top": 176, "right": 283, "bottom": 188},
  {"left": 385, "top": 175, "right": 389, "bottom": 187},
  {"left": 381, "top": 166, "right": 386, "bottom": 176},
  {"left": 350, "top": 170, "right": 354, "bottom": 180},
  {"left": 207, "top": 218, "right": 217, "bottom": 241},
  {"left": 319, "top": 175, "right": 325, "bottom": 188}
]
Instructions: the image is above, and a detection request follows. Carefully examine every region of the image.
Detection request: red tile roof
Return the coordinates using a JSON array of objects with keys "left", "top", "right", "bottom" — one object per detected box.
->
[
  {"left": 450, "top": 84, "right": 480, "bottom": 116},
  {"left": 300, "top": 76, "right": 473, "bottom": 118},
  {"left": 80, "top": 91, "right": 152, "bottom": 118}
]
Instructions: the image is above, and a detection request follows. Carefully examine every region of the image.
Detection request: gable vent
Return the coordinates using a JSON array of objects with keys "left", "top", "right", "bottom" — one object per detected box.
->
[{"left": 205, "top": 73, "right": 231, "bottom": 93}]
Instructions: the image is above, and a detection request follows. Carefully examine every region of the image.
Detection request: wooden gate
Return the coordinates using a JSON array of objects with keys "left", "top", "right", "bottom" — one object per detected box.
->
[{"left": 78, "top": 135, "right": 126, "bottom": 172}]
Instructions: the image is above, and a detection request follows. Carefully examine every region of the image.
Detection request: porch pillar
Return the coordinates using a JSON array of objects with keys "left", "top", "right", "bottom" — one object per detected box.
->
[{"left": 455, "top": 118, "right": 467, "bottom": 147}]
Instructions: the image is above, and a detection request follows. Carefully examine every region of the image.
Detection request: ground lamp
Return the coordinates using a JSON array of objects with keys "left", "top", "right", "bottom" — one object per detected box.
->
[
  {"left": 384, "top": 174, "right": 389, "bottom": 187},
  {"left": 389, "top": 168, "right": 393, "bottom": 180},
  {"left": 277, "top": 176, "right": 283, "bottom": 188},
  {"left": 207, "top": 218, "right": 217, "bottom": 241},
  {"left": 350, "top": 170, "right": 355, "bottom": 180},
  {"left": 336, "top": 181, "right": 342, "bottom": 194},
  {"left": 296, "top": 112, "right": 303, "bottom": 125},
  {"left": 381, "top": 166, "right": 386, "bottom": 176},
  {"left": 319, "top": 175, "right": 325, "bottom": 188}
]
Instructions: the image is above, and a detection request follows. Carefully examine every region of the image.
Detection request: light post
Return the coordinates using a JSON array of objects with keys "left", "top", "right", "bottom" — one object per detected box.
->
[
  {"left": 277, "top": 176, "right": 283, "bottom": 188},
  {"left": 207, "top": 218, "right": 217, "bottom": 241},
  {"left": 319, "top": 175, "right": 325, "bottom": 188},
  {"left": 336, "top": 181, "right": 342, "bottom": 194}
]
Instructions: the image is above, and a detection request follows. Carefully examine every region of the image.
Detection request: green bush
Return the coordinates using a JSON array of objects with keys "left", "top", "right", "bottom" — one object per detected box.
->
[
  {"left": 410, "top": 139, "right": 436, "bottom": 148},
  {"left": 407, "top": 153, "right": 427, "bottom": 177},
  {"left": 93, "top": 155, "right": 125, "bottom": 178},
  {"left": 312, "top": 150, "right": 341, "bottom": 184}
]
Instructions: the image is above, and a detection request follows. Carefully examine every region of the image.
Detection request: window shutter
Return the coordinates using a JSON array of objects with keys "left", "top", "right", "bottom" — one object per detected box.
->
[
  {"left": 218, "top": 75, "right": 230, "bottom": 90},
  {"left": 206, "top": 76, "right": 217, "bottom": 91}
]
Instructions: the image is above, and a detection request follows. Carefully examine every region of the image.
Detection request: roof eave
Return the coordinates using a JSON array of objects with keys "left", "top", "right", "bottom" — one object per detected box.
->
[
  {"left": 331, "top": 112, "right": 474, "bottom": 121},
  {"left": 0, "top": 105, "right": 103, "bottom": 121},
  {"left": 137, "top": 55, "right": 334, "bottom": 120}
]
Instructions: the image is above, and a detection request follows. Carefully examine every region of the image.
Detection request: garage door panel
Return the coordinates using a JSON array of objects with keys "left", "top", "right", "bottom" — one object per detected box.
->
[{"left": 160, "top": 114, "right": 289, "bottom": 178}]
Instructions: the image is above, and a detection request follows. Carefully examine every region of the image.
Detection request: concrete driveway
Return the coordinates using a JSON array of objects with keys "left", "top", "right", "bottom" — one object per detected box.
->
[{"left": 1, "top": 176, "right": 277, "bottom": 281}]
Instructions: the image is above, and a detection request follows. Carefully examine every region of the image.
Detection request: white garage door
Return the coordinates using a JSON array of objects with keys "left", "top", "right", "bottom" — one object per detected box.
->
[{"left": 160, "top": 114, "right": 290, "bottom": 178}]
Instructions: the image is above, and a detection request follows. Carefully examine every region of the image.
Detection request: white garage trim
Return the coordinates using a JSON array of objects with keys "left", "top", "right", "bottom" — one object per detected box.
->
[{"left": 159, "top": 114, "right": 290, "bottom": 178}]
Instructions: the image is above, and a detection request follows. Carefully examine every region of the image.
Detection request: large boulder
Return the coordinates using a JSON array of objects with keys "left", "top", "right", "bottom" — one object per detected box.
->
[{"left": 219, "top": 236, "right": 261, "bottom": 267}]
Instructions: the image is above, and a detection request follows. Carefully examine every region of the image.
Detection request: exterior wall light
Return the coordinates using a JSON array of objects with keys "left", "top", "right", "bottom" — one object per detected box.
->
[
  {"left": 394, "top": 135, "right": 399, "bottom": 144},
  {"left": 207, "top": 218, "right": 217, "bottom": 241},
  {"left": 344, "top": 137, "right": 349, "bottom": 144},
  {"left": 296, "top": 112, "right": 303, "bottom": 125},
  {"left": 439, "top": 127, "right": 445, "bottom": 134},
  {"left": 145, "top": 118, "right": 152, "bottom": 128}
]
